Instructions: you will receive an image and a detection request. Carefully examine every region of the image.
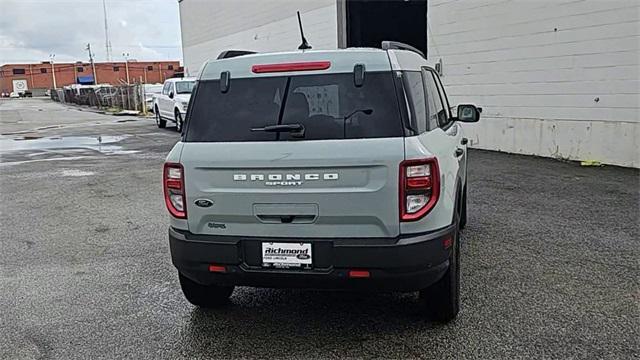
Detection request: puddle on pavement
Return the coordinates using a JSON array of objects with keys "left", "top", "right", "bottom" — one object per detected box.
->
[{"left": 0, "top": 135, "right": 135, "bottom": 155}]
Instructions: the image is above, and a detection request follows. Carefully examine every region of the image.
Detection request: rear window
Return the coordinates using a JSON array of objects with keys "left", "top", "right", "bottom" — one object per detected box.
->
[{"left": 185, "top": 72, "right": 403, "bottom": 142}]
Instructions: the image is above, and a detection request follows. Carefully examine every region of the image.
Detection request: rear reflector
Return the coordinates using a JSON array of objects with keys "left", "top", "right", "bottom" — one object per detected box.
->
[
  {"left": 251, "top": 61, "right": 331, "bottom": 73},
  {"left": 348, "top": 270, "right": 370, "bottom": 278},
  {"left": 208, "top": 264, "right": 226, "bottom": 273},
  {"left": 443, "top": 236, "right": 453, "bottom": 249}
]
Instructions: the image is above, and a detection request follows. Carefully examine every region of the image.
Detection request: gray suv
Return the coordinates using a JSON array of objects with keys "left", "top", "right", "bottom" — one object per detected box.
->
[{"left": 164, "top": 42, "right": 480, "bottom": 322}]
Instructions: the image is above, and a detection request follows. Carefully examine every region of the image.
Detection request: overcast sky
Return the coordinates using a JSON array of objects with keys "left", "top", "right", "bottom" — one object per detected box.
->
[{"left": 0, "top": 0, "right": 182, "bottom": 65}]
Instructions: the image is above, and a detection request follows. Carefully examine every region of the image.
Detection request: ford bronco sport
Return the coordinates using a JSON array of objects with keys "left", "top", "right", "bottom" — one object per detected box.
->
[{"left": 164, "top": 42, "right": 480, "bottom": 322}]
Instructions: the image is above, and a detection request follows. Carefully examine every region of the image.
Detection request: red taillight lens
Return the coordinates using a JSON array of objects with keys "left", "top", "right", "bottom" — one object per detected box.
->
[
  {"left": 251, "top": 61, "right": 331, "bottom": 73},
  {"left": 163, "top": 163, "right": 186, "bottom": 219},
  {"left": 400, "top": 158, "right": 440, "bottom": 221}
]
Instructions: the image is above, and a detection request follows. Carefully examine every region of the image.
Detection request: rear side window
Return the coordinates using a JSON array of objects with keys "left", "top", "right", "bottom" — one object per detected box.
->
[
  {"left": 423, "top": 72, "right": 448, "bottom": 128},
  {"left": 185, "top": 72, "right": 403, "bottom": 142},
  {"left": 401, "top": 71, "right": 427, "bottom": 133}
]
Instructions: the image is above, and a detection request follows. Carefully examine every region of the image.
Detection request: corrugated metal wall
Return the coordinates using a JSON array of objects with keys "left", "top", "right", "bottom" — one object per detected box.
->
[
  {"left": 428, "top": 0, "right": 640, "bottom": 167},
  {"left": 179, "top": 0, "right": 338, "bottom": 76},
  {"left": 179, "top": 0, "right": 639, "bottom": 167}
]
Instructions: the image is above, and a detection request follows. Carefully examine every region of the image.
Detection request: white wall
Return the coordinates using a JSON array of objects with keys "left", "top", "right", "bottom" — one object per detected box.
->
[
  {"left": 428, "top": 0, "right": 640, "bottom": 167},
  {"left": 179, "top": 0, "right": 338, "bottom": 76},
  {"left": 179, "top": 0, "right": 639, "bottom": 167}
]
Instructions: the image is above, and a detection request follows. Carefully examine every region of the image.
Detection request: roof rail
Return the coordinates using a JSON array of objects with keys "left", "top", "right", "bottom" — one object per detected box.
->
[
  {"left": 381, "top": 41, "right": 425, "bottom": 59},
  {"left": 217, "top": 50, "right": 257, "bottom": 60}
]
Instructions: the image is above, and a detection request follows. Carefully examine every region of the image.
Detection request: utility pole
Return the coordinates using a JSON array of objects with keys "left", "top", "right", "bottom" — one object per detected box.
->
[
  {"left": 29, "top": 64, "right": 34, "bottom": 89},
  {"left": 102, "top": 0, "right": 112, "bottom": 61},
  {"left": 122, "top": 52, "right": 130, "bottom": 84},
  {"left": 49, "top": 54, "right": 57, "bottom": 89},
  {"left": 86, "top": 43, "right": 98, "bottom": 84}
]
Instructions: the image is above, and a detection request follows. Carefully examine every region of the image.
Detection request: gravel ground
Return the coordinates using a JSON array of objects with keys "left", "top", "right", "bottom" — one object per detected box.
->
[{"left": 1, "top": 98, "right": 638, "bottom": 359}]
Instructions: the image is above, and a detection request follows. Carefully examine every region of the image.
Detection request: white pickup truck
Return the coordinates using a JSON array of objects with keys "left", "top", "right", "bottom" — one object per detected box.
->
[{"left": 153, "top": 77, "right": 196, "bottom": 132}]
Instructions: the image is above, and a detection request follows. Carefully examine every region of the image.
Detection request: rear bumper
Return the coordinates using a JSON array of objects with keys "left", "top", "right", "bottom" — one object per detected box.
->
[{"left": 169, "top": 224, "right": 455, "bottom": 292}]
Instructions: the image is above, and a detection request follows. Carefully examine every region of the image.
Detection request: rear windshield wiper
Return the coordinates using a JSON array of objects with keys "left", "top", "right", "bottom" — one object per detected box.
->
[{"left": 251, "top": 123, "right": 305, "bottom": 138}]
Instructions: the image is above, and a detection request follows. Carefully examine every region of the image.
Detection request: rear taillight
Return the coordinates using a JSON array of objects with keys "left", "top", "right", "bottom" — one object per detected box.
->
[
  {"left": 400, "top": 158, "right": 440, "bottom": 221},
  {"left": 163, "top": 163, "right": 186, "bottom": 219}
]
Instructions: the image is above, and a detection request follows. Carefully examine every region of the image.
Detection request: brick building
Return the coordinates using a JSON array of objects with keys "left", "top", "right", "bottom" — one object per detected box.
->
[{"left": 0, "top": 60, "right": 182, "bottom": 95}]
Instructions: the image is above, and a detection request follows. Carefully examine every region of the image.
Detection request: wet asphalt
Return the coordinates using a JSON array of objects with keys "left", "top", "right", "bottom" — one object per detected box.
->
[{"left": 1, "top": 98, "right": 638, "bottom": 359}]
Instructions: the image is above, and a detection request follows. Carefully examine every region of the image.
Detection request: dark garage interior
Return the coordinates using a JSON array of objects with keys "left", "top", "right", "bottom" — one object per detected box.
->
[{"left": 346, "top": 0, "right": 428, "bottom": 56}]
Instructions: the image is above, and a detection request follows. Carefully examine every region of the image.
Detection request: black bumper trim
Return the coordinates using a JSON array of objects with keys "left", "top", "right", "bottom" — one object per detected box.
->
[{"left": 169, "top": 224, "right": 455, "bottom": 292}]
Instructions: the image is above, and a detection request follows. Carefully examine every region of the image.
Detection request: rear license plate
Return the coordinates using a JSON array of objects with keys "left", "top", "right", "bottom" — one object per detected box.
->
[{"left": 262, "top": 242, "right": 312, "bottom": 269}]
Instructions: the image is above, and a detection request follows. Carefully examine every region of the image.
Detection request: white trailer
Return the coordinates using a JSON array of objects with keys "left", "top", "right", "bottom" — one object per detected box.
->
[{"left": 12, "top": 79, "right": 28, "bottom": 95}]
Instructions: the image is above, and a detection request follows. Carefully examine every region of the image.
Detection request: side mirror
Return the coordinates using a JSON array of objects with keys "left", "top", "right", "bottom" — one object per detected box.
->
[
  {"left": 168, "top": 92, "right": 174, "bottom": 99},
  {"left": 455, "top": 104, "right": 480, "bottom": 123}
]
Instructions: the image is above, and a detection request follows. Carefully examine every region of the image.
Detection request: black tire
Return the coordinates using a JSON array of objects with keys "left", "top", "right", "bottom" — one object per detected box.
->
[
  {"left": 459, "top": 185, "right": 467, "bottom": 230},
  {"left": 419, "top": 217, "right": 461, "bottom": 323},
  {"left": 179, "top": 273, "right": 234, "bottom": 308},
  {"left": 155, "top": 106, "right": 166, "bottom": 128},
  {"left": 175, "top": 111, "right": 183, "bottom": 133}
]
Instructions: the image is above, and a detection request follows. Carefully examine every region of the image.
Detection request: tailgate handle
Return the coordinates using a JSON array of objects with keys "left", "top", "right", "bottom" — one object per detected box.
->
[
  {"left": 256, "top": 214, "right": 316, "bottom": 224},
  {"left": 253, "top": 204, "right": 319, "bottom": 224}
]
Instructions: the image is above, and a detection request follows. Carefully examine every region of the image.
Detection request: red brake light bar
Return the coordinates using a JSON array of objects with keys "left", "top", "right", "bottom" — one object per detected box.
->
[{"left": 251, "top": 61, "right": 331, "bottom": 73}]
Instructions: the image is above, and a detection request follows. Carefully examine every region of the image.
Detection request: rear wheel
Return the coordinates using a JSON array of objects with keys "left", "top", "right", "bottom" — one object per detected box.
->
[
  {"left": 175, "top": 111, "right": 183, "bottom": 133},
  {"left": 419, "top": 218, "right": 461, "bottom": 322},
  {"left": 179, "top": 273, "right": 234, "bottom": 308},
  {"left": 155, "top": 106, "right": 166, "bottom": 128}
]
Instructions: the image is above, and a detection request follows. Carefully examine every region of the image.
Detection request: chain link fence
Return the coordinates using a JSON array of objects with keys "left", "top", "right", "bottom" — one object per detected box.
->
[{"left": 53, "top": 84, "right": 147, "bottom": 113}]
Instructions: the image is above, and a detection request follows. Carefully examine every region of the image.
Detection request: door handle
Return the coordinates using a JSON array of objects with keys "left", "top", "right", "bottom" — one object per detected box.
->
[
  {"left": 455, "top": 148, "right": 464, "bottom": 157},
  {"left": 461, "top": 137, "right": 468, "bottom": 145}
]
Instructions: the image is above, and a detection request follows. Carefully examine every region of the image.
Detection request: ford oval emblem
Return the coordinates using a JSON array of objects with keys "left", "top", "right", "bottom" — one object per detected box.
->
[
  {"left": 194, "top": 199, "right": 214, "bottom": 208},
  {"left": 296, "top": 253, "right": 311, "bottom": 260}
]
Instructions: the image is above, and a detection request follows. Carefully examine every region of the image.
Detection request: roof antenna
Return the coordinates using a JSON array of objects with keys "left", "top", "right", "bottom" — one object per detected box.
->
[{"left": 297, "top": 11, "right": 312, "bottom": 50}]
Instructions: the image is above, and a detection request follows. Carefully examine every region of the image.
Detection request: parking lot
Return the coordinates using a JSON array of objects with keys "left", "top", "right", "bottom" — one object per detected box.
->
[{"left": 1, "top": 98, "right": 638, "bottom": 359}]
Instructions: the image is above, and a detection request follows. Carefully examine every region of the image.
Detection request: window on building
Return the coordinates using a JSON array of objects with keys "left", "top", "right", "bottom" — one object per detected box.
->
[
  {"left": 12, "top": 68, "right": 26, "bottom": 75},
  {"left": 40, "top": 68, "right": 47, "bottom": 74},
  {"left": 147, "top": 65, "right": 153, "bottom": 71},
  {"left": 77, "top": 67, "right": 84, "bottom": 72},
  {"left": 113, "top": 66, "right": 120, "bottom": 72},
  {"left": 168, "top": 65, "right": 174, "bottom": 70}
]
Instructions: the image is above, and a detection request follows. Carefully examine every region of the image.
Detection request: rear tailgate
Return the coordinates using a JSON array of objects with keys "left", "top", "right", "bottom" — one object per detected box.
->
[
  {"left": 181, "top": 50, "right": 407, "bottom": 238},
  {"left": 181, "top": 138, "right": 403, "bottom": 238}
]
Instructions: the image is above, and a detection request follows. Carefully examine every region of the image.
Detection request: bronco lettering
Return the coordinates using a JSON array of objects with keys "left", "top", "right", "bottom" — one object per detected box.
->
[{"left": 233, "top": 172, "right": 338, "bottom": 185}]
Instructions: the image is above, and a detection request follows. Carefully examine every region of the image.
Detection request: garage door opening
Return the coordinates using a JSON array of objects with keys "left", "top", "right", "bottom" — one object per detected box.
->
[{"left": 344, "top": 0, "right": 428, "bottom": 57}]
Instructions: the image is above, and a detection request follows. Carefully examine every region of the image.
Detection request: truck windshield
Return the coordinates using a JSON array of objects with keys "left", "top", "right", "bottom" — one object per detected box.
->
[
  {"left": 185, "top": 72, "right": 403, "bottom": 142},
  {"left": 176, "top": 81, "right": 195, "bottom": 94}
]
